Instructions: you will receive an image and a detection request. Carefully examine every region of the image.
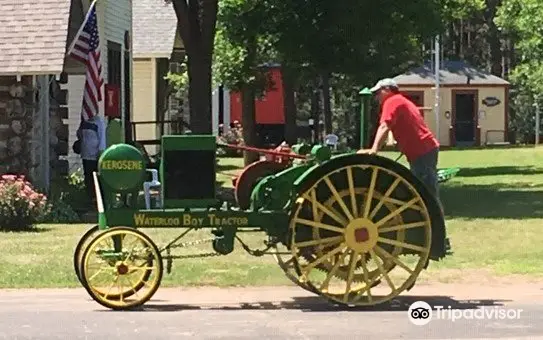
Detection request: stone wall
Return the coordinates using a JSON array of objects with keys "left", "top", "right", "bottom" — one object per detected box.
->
[
  {"left": 0, "top": 75, "right": 69, "bottom": 188},
  {"left": 0, "top": 76, "right": 34, "bottom": 176}
]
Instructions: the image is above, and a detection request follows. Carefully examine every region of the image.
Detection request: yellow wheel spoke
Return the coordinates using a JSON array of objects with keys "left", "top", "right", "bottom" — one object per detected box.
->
[
  {"left": 343, "top": 250, "right": 360, "bottom": 302},
  {"left": 311, "top": 189, "right": 319, "bottom": 220},
  {"left": 375, "top": 197, "right": 420, "bottom": 227},
  {"left": 88, "top": 268, "right": 109, "bottom": 282},
  {"left": 363, "top": 167, "right": 378, "bottom": 218},
  {"left": 369, "top": 249, "right": 395, "bottom": 291},
  {"left": 122, "top": 237, "right": 143, "bottom": 264},
  {"left": 103, "top": 275, "right": 119, "bottom": 299},
  {"left": 350, "top": 254, "right": 372, "bottom": 303},
  {"left": 319, "top": 251, "right": 348, "bottom": 291},
  {"left": 377, "top": 237, "right": 428, "bottom": 253},
  {"left": 346, "top": 167, "right": 358, "bottom": 217},
  {"left": 283, "top": 257, "right": 294, "bottom": 266},
  {"left": 117, "top": 276, "right": 124, "bottom": 303},
  {"left": 128, "top": 266, "right": 156, "bottom": 272},
  {"left": 301, "top": 244, "right": 345, "bottom": 274},
  {"left": 369, "top": 178, "right": 401, "bottom": 219},
  {"left": 374, "top": 245, "right": 414, "bottom": 274},
  {"left": 86, "top": 263, "right": 111, "bottom": 269},
  {"left": 379, "top": 221, "right": 427, "bottom": 233},
  {"left": 382, "top": 196, "right": 423, "bottom": 211},
  {"left": 294, "top": 235, "right": 344, "bottom": 248},
  {"left": 352, "top": 267, "right": 379, "bottom": 302},
  {"left": 123, "top": 275, "right": 141, "bottom": 299},
  {"left": 293, "top": 218, "right": 345, "bottom": 233},
  {"left": 323, "top": 177, "right": 354, "bottom": 221},
  {"left": 302, "top": 192, "right": 347, "bottom": 226}
]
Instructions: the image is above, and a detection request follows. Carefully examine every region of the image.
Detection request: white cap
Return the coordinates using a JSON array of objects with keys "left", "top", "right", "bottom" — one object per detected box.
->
[{"left": 369, "top": 78, "right": 399, "bottom": 93}]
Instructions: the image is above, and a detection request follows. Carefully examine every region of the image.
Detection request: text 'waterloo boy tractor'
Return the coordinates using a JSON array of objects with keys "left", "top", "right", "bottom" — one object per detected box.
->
[{"left": 73, "top": 129, "right": 450, "bottom": 310}]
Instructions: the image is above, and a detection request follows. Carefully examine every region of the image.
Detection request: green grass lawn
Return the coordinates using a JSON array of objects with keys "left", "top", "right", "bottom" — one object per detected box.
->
[{"left": 1, "top": 146, "right": 543, "bottom": 288}]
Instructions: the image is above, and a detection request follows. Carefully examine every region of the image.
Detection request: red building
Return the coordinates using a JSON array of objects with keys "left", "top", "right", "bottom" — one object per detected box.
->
[{"left": 227, "top": 66, "right": 286, "bottom": 146}]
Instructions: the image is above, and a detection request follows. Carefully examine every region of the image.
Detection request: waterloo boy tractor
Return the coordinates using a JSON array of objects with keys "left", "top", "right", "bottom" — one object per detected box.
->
[{"left": 73, "top": 89, "right": 450, "bottom": 311}]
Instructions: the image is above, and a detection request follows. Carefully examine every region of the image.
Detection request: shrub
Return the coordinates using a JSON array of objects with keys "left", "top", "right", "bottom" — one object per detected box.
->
[
  {"left": 217, "top": 126, "right": 244, "bottom": 157},
  {"left": 41, "top": 198, "right": 80, "bottom": 223},
  {"left": 0, "top": 174, "right": 49, "bottom": 231},
  {"left": 44, "top": 170, "right": 91, "bottom": 223}
]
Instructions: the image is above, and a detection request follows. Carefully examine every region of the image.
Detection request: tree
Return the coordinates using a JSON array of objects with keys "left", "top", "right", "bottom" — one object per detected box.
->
[
  {"left": 168, "top": 0, "right": 219, "bottom": 133},
  {"left": 266, "top": 0, "right": 449, "bottom": 141},
  {"left": 495, "top": 0, "right": 543, "bottom": 142},
  {"left": 213, "top": 0, "right": 277, "bottom": 164}
]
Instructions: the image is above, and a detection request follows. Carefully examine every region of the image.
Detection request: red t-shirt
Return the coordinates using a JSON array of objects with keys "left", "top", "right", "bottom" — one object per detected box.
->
[{"left": 379, "top": 94, "right": 439, "bottom": 162}]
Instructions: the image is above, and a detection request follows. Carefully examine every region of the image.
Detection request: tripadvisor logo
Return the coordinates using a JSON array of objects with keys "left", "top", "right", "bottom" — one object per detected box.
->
[{"left": 408, "top": 301, "right": 523, "bottom": 326}]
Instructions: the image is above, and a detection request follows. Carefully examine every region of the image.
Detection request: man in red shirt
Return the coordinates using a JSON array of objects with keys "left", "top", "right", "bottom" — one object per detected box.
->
[{"left": 358, "top": 78, "right": 441, "bottom": 205}]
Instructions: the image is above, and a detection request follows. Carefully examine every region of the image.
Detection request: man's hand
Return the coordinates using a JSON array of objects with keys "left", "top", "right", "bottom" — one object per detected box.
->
[{"left": 356, "top": 148, "right": 377, "bottom": 155}]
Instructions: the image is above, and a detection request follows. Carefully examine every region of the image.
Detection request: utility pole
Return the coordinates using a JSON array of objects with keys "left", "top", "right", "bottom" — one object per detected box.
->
[{"left": 434, "top": 35, "right": 440, "bottom": 141}]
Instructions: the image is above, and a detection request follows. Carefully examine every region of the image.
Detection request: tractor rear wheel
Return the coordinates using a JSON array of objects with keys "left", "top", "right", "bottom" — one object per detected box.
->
[{"left": 288, "top": 154, "right": 437, "bottom": 307}]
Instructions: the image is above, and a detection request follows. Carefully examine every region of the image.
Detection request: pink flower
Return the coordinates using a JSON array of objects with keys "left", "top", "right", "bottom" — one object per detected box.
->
[{"left": 1, "top": 174, "right": 16, "bottom": 181}]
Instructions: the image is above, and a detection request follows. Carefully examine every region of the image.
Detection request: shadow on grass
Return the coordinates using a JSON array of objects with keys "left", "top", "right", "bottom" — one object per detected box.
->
[
  {"left": 456, "top": 166, "right": 543, "bottom": 178},
  {"left": 441, "top": 182, "right": 543, "bottom": 219},
  {"left": 100, "top": 295, "right": 510, "bottom": 313},
  {"left": 0, "top": 226, "right": 53, "bottom": 233}
]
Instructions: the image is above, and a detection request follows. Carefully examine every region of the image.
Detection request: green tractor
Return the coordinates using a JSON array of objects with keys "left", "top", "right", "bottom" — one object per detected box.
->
[{"left": 73, "top": 88, "right": 453, "bottom": 311}]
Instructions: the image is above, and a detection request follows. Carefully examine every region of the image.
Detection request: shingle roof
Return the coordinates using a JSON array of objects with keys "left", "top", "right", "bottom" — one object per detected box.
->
[
  {"left": 0, "top": 0, "right": 71, "bottom": 75},
  {"left": 394, "top": 60, "right": 510, "bottom": 86},
  {"left": 133, "top": 0, "right": 178, "bottom": 58}
]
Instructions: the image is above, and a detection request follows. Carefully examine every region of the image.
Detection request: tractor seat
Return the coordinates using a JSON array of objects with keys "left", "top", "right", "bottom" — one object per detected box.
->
[{"left": 143, "top": 169, "right": 162, "bottom": 209}]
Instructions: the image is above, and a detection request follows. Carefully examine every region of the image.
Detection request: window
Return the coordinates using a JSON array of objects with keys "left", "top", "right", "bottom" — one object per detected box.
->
[
  {"left": 107, "top": 41, "right": 122, "bottom": 85},
  {"left": 402, "top": 91, "right": 425, "bottom": 117}
]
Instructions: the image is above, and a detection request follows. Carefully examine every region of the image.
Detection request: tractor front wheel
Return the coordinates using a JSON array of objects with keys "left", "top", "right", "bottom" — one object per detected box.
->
[{"left": 79, "top": 227, "right": 163, "bottom": 310}]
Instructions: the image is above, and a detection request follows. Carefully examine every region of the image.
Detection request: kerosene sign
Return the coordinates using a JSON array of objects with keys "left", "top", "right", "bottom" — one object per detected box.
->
[{"left": 482, "top": 96, "right": 501, "bottom": 107}]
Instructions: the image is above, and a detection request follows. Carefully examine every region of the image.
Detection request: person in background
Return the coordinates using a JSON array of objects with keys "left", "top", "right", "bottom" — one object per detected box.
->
[
  {"left": 357, "top": 78, "right": 442, "bottom": 211},
  {"left": 76, "top": 115, "right": 106, "bottom": 203}
]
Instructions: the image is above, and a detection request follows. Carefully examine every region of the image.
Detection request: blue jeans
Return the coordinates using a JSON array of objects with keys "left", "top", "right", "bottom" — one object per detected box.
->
[
  {"left": 409, "top": 148, "right": 450, "bottom": 254},
  {"left": 409, "top": 148, "right": 440, "bottom": 205}
]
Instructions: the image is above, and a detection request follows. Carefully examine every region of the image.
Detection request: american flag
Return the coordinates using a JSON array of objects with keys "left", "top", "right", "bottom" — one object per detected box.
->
[{"left": 67, "top": 0, "right": 103, "bottom": 121}]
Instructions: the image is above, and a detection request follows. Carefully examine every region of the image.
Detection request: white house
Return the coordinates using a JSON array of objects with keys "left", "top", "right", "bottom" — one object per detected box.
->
[
  {"left": 132, "top": 0, "right": 185, "bottom": 156},
  {"left": 64, "top": 0, "right": 133, "bottom": 172},
  {"left": 0, "top": 0, "right": 129, "bottom": 191}
]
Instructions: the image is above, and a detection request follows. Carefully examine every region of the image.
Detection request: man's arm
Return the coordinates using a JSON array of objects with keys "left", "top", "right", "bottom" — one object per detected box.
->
[
  {"left": 369, "top": 122, "right": 390, "bottom": 153},
  {"left": 357, "top": 98, "right": 396, "bottom": 154}
]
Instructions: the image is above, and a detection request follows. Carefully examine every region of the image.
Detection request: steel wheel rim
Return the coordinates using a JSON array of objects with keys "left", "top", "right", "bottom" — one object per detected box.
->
[
  {"left": 272, "top": 242, "right": 316, "bottom": 292},
  {"left": 81, "top": 229, "right": 163, "bottom": 309},
  {"left": 289, "top": 164, "right": 432, "bottom": 306},
  {"left": 74, "top": 225, "right": 100, "bottom": 283}
]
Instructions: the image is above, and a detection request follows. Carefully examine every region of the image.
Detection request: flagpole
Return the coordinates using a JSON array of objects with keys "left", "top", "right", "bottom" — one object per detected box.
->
[
  {"left": 434, "top": 35, "right": 440, "bottom": 141},
  {"left": 66, "top": 0, "right": 98, "bottom": 56}
]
